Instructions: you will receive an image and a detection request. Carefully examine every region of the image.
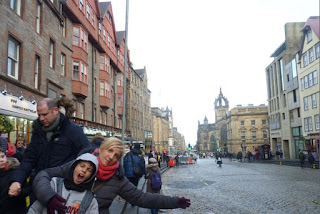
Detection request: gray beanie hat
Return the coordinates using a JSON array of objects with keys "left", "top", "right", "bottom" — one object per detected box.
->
[{"left": 149, "top": 157, "right": 157, "bottom": 163}]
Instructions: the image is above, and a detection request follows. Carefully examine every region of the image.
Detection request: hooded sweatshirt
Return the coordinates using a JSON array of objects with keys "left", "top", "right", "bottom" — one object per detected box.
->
[{"left": 28, "top": 153, "right": 99, "bottom": 214}]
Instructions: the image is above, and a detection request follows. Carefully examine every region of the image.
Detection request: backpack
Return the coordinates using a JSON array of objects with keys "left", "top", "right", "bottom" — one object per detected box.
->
[
  {"left": 56, "top": 177, "right": 94, "bottom": 214},
  {"left": 130, "top": 153, "right": 144, "bottom": 177},
  {"left": 151, "top": 171, "right": 162, "bottom": 190}
]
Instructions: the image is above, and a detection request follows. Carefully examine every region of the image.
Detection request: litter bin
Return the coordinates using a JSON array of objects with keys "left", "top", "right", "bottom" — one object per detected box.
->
[{"left": 168, "top": 156, "right": 176, "bottom": 167}]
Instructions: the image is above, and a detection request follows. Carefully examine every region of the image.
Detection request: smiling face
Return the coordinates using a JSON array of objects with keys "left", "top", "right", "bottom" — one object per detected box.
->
[
  {"left": 0, "top": 151, "right": 7, "bottom": 169},
  {"left": 73, "top": 161, "right": 95, "bottom": 185},
  {"left": 99, "top": 146, "right": 122, "bottom": 166}
]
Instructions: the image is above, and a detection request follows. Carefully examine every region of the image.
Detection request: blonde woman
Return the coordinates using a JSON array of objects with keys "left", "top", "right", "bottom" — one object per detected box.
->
[{"left": 33, "top": 137, "right": 191, "bottom": 214}]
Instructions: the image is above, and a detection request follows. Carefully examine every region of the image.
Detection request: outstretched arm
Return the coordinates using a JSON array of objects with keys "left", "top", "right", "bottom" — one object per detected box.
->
[{"left": 32, "top": 161, "right": 71, "bottom": 205}]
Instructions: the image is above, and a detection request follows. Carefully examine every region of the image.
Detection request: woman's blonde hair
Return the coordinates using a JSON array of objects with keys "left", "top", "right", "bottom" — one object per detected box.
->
[{"left": 100, "top": 137, "right": 124, "bottom": 157}]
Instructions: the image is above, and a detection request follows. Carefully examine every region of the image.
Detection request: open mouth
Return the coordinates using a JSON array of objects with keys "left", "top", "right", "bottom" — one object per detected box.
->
[{"left": 75, "top": 173, "right": 85, "bottom": 183}]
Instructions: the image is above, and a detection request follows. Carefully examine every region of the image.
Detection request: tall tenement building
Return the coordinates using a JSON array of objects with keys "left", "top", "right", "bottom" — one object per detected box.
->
[
  {"left": 298, "top": 17, "right": 319, "bottom": 154},
  {"left": 266, "top": 17, "right": 319, "bottom": 159},
  {"left": 0, "top": 0, "right": 152, "bottom": 146}
]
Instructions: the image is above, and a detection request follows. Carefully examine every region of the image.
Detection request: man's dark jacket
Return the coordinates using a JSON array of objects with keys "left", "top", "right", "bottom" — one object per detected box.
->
[
  {"left": 123, "top": 148, "right": 147, "bottom": 178},
  {"left": 10, "top": 113, "right": 91, "bottom": 184}
]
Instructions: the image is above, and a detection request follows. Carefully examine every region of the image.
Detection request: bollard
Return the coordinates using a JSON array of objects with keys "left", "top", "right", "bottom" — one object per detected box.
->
[
  {"left": 279, "top": 161, "right": 282, "bottom": 166},
  {"left": 313, "top": 163, "right": 316, "bottom": 169}
]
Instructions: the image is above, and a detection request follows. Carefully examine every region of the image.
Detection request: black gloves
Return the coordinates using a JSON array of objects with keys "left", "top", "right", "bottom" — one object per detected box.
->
[
  {"left": 47, "top": 194, "right": 67, "bottom": 214},
  {"left": 178, "top": 197, "right": 191, "bottom": 209}
]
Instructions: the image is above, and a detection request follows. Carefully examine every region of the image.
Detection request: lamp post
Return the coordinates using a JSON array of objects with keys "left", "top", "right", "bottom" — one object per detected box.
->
[
  {"left": 121, "top": 0, "right": 129, "bottom": 166},
  {"left": 121, "top": 0, "right": 129, "bottom": 142}
]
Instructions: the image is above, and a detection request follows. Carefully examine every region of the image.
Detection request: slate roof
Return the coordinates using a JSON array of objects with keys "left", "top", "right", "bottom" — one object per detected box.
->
[
  {"left": 116, "top": 31, "right": 125, "bottom": 45},
  {"left": 301, "top": 16, "right": 319, "bottom": 39},
  {"left": 99, "top": 2, "right": 110, "bottom": 16},
  {"left": 135, "top": 69, "right": 145, "bottom": 79}
]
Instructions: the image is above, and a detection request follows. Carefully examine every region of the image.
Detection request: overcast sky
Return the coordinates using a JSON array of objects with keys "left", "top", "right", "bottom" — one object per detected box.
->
[{"left": 103, "top": 0, "right": 319, "bottom": 145}]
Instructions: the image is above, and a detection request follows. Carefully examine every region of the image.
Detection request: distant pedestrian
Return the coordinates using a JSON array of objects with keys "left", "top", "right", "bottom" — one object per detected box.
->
[
  {"left": 124, "top": 143, "right": 147, "bottom": 187},
  {"left": 299, "top": 150, "right": 306, "bottom": 169},
  {"left": 308, "top": 151, "right": 315, "bottom": 168},
  {"left": 90, "top": 132, "right": 105, "bottom": 148},
  {"left": 15, "top": 138, "right": 25, "bottom": 156},
  {"left": 0, "top": 133, "right": 8, "bottom": 154},
  {"left": 145, "top": 157, "right": 161, "bottom": 214},
  {"left": 156, "top": 152, "right": 162, "bottom": 168},
  {"left": 165, "top": 154, "right": 170, "bottom": 167},
  {"left": 279, "top": 150, "right": 283, "bottom": 159},
  {"left": 175, "top": 154, "right": 179, "bottom": 166},
  {"left": 237, "top": 151, "right": 242, "bottom": 162},
  {"left": 148, "top": 150, "right": 154, "bottom": 160},
  {"left": 228, "top": 153, "right": 233, "bottom": 162}
]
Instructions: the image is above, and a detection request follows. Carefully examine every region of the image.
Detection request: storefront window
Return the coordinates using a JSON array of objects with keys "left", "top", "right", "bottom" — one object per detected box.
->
[{"left": 8, "top": 116, "right": 33, "bottom": 147}]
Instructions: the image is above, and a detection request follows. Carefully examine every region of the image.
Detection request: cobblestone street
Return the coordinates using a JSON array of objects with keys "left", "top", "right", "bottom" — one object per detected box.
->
[{"left": 161, "top": 158, "right": 320, "bottom": 214}]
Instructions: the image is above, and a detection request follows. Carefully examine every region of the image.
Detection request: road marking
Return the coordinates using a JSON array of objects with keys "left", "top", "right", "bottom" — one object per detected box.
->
[{"left": 200, "top": 179, "right": 208, "bottom": 186}]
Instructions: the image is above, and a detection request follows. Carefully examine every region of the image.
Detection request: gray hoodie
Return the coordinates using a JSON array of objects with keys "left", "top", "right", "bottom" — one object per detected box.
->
[{"left": 28, "top": 153, "right": 99, "bottom": 214}]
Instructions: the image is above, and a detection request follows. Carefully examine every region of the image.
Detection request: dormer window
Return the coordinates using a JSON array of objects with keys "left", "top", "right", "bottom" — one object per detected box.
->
[{"left": 307, "top": 30, "right": 312, "bottom": 43}]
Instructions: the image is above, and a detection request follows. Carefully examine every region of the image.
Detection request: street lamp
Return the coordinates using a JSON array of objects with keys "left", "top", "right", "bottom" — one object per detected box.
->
[{"left": 121, "top": 0, "right": 129, "bottom": 166}]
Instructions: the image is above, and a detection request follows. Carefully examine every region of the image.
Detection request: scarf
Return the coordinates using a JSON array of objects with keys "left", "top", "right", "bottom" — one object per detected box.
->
[
  {"left": 42, "top": 114, "right": 60, "bottom": 142},
  {"left": 64, "top": 176, "right": 92, "bottom": 192},
  {"left": 96, "top": 156, "right": 119, "bottom": 180}
]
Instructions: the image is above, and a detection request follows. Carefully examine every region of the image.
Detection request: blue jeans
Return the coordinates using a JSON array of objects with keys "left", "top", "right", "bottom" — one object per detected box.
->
[{"left": 151, "top": 208, "right": 159, "bottom": 214}]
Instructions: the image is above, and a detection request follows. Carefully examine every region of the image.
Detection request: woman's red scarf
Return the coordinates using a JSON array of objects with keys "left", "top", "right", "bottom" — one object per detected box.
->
[{"left": 93, "top": 149, "right": 119, "bottom": 180}]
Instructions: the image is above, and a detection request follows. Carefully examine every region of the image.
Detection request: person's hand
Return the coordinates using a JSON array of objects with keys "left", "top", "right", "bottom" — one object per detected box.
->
[
  {"left": 8, "top": 182, "right": 21, "bottom": 196},
  {"left": 178, "top": 197, "right": 191, "bottom": 209},
  {"left": 47, "top": 194, "right": 67, "bottom": 214},
  {"left": 145, "top": 173, "right": 149, "bottom": 179}
]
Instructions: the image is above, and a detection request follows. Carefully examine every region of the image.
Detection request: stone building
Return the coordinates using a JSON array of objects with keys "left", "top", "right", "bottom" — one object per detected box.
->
[
  {"left": 173, "top": 127, "right": 186, "bottom": 152},
  {"left": 151, "top": 107, "right": 171, "bottom": 153},
  {"left": 297, "top": 16, "right": 319, "bottom": 153},
  {"left": 0, "top": 1, "right": 150, "bottom": 146},
  {"left": 197, "top": 89, "right": 228, "bottom": 153},
  {"left": 128, "top": 66, "right": 153, "bottom": 150},
  {"left": 226, "top": 104, "right": 269, "bottom": 156},
  {"left": 266, "top": 21, "right": 307, "bottom": 159}
]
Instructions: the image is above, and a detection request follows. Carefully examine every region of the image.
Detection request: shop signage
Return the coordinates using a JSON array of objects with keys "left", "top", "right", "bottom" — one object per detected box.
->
[{"left": 0, "top": 93, "right": 37, "bottom": 120}]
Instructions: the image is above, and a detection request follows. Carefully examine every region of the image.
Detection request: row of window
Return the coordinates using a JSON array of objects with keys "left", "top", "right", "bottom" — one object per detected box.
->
[
  {"left": 73, "top": 26, "right": 88, "bottom": 52},
  {"left": 99, "top": 81, "right": 111, "bottom": 98},
  {"left": 7, "top": 35, "right": 88, "bottom": 84},
  {"left": 79, "top": 0, "right": 96, "bottom": 28},
  {"left": 304, "top": 115, "right": 320, "bottom": 132},
  {"left": 303, "top": 93, "right": 318, "bottom": 110},
  {"left": 98, "top": 24, "right": 117, "bottom": 57},
  {"left": 300, "top": 70, "right": 318, "bottom": 90},
  {"left": 240, "top": 120, "right": 267, "bottom": 126},
  {"left": 240, "top": 130, "right": 268, "bottom": 139},
  {"left": 302, "top": 42, "right": 320, "bottom": 67},
  {"left": 100, "top": 55, "right": 111, "bottom": 73},
  {"left": 73, "top": 61, "right": 88, "bottom": 83}
]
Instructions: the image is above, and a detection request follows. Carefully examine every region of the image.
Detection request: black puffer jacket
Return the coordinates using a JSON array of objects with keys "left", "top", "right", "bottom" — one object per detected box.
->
[
  {"left": 33, "top": 148, "right": 180, "bottom": 214},
  {"left": 11, "top": 113, "right": 91, "bottom": 184}
]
